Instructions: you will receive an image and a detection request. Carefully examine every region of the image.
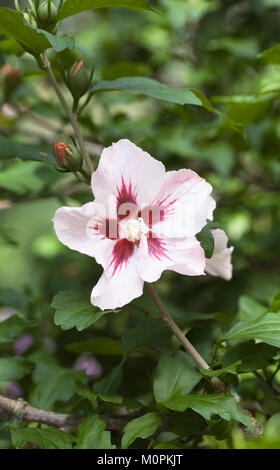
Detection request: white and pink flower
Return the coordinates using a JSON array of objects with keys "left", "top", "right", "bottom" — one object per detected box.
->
[{"left": 53, "top": 139, "right": 233, "bottom": 310}]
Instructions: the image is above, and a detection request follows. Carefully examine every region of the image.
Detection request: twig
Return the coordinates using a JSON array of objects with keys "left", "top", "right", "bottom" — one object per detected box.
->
[
  {"left": 0, "top": 394, "right": 127, "bottom": 433},
  {"left": 146, "top": 283, "right": 225, "bottom": 391},
  {"left": 42, "top": 51, "right": 94, "bottom": 175},
  {"left": 146, "top": 283, "right": 263, "bottom": 436}
]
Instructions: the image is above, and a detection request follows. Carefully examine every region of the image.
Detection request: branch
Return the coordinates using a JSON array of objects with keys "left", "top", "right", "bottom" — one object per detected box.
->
[
  {"left": 146, "top": 283, "right": 225, "bottom": 390},
  {"left": 0, "top": 394, "right": 127, "bottom": 433},
  {"left": 42, "top": 51, "right": 94, "bottom": 175},
  {"left": 146, "top": 283, "right": 263, "bottom": 436}
]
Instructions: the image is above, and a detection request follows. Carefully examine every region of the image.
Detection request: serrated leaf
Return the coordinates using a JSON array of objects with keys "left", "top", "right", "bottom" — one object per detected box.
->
[
  {"left": 163, "top": 394, "right": 253, "bottom": 430},
  {"left": 58, "top": 0, "right": 153, "bottom": 20},
  {"left": 75, "top": 415, "right": 115, "bottom": 449},
  {"left": 121, "top": 412, "right": 163, "bottom": 449},
  {"left": 52, "top": 291, "right": 114, "bottom": 331},
  {"left": 0, "top": 357, "right": 34, "bottom": 381},
  {"left": 10, "top": 426, "right": 75, "bottom": 449},
  {"left": 29, "top": 354, "right": 87, "bottom": 410},
  {"left": 153, "top": 352, "right": 202, "bottom": 405},
  {"left": 91, "top": 77, "right": 209, "bottom": 107},
  {"left": 222, "top": 312, "right": 280, "bottom": 348}
]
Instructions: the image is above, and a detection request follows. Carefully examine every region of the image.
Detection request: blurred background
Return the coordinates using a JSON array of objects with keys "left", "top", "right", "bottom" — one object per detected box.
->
[{"left": 1, "top": 0, "right": 280, "bottom": 448}]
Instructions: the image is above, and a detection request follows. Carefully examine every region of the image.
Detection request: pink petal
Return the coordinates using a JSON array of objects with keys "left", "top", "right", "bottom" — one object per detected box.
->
[
  {"left": 150, "top": 169, "right": 216, "bottom": 238},
  {"left": 205, "top": 229, "right": 233, "bottom": 280},
  {"left": 137, "top": 234, "right": 205, "bottom": 283},
  {"left": 91, "top": 246, "right": 144, "bottom": 310},
  {"left": 91, "top": 140, "right": 166, "bottom": 218},
  {"left": 53, "top": 201, "right": 116, "bottom": 268}
]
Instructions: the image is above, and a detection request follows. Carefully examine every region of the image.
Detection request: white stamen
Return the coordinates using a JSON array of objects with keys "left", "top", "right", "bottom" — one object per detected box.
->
[{"left": 119, "top": 217, "right": 149, "bottom": 243}]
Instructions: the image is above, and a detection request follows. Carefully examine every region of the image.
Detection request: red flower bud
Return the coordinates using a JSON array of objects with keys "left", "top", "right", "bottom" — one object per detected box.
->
[
  {"left": 71, "top": 60, "right": 85, "bottom": 78},
  {"left": 1, "top": 64, "right": 21, "bottom": 85},
  {"left": 67, "top": 60, "right": 92, "bottom": 100},
  {"left": 53, "top": 142, "right": 82, "bottom": 171}
]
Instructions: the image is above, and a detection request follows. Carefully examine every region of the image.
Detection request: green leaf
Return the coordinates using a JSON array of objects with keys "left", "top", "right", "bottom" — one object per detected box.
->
[
  {"left": 153, "top": 352, "right": 202, "bottom": 405},
  {"left": 270, "top": 292, "right": 280, "bottom": 312},
  {"left": 222, "top": 312, "right": 280, "bottom": 348},
  {"left": 29, "top": 354, "right": 87, "bottom": 410},
  {"left": 199, "top": 361, "right": 241, "bottom": 378},
  {"left": 0, "top": 357, "right": 34, "bottom": 381},
  {"left": 0, "top": 315, "right": 33, "bottom": 344},
  {"left": 0, "top": 287, "right": 29, "bottom": 312},
  {"left": 163, "top": 394, "right": 253, "bottom": 429},
  {"left": 75, "top": 415, "right": 116, "bottom": 449},
  {"left": 94, "top": 361, "right": 124, "bottom": 395},
  {"left": 259, "top": 44, "right": 280, "bottom": 65},
  {"left": 91, "top": 77, "right": 208, "bottom": 107},
  {"left": 213, "top": 93, "right": 276, "bottom": 124},
  {"left": 168, "top": 409, "right": 206, "bottom": 439},
  {"left": 75, "top": 381, "right": 98, "bottom": 408},
  {"left": 121, "top": 412, "right": 163, "bottom": 449},
  {"left": 0, "top": 136, "right": 56, "bottom": 166},
  {"left": 10, "top": 426, "right": 75, "bottom": 449},
  {"left": 223, "top": 341, "right": 278, "bottom": 372},
  {"left": 0, "top": 38, "right": 24, "bottom": 56},
  {"left": 36, "top": 30, "right": 75, "bottom": 53},
  {"left": 52, "top": 291, "right": 114, "bottom": 331},
  {"left": 196, "top": 221, "right": 215, "bottom": 258},
  {"left": 0, "top": 8, "right": 49, "bottom": 55},
  {"left": 0, "top": 161, "right": 56, "bottom": 195},
  {"left": 67, "top": 337, "right": 123, "bottom": 355},
  {"left": 121, "top": 310, "right": 214, "bottom": 352},
  {"left": 98, "top": 394, "right": 123, "bottom": 404},
  {"left": 237, "top": 295, "right": 267, "bottom": 321},
  {"left": 58, "top": 0, "right": 153, "bottom": 20}
]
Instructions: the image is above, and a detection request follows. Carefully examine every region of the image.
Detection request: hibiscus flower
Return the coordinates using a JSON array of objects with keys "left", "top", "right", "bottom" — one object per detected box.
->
[{"left": 53, "top": 139, "right": 232, "bottom": 310}]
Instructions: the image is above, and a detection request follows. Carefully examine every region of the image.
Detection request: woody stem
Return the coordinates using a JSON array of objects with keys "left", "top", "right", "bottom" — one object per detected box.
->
[{"left": 146, "top": 282, "right": 225, "bottom": 391}]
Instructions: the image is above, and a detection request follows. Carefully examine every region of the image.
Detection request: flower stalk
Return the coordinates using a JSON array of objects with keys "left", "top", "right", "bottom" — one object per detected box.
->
[
  {"left": 146, "top": 282, "right": 225, "bottom": 391},
  {"left": 42, "top": 51, "right": 94, "bottom": 175}
]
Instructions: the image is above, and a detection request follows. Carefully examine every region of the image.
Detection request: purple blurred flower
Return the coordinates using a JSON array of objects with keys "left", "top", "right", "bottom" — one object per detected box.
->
[
  {"left": 74, "top": 353, "right": 102, "bottom": 378},
  {"left": 13, "top": 333, "right": 33, "bottom": 356},
  {"left": 5, "top": 382, "right": 23, "bottom": 398}
]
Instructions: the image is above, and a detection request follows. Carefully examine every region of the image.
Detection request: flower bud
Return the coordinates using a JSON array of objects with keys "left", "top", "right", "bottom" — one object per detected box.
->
[
  {"left": 67, "top": 60, "right": 92, "bottom": 100},
  {"left": 37, "top": 0, "right": 57, "bottom": 28},
  {"left": 1, "top": 64, "right": 21, "bottom": 99},
  {"left": 53, "top": 142, "right": 82, "bottom": 171},
  {"left": 1, "top": 64, "right": 21, "bottom": 85}
]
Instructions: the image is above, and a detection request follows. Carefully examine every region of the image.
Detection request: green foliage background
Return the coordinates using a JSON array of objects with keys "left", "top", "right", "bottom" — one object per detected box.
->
[{"left": 1, "top": 0, "right": 280, "bottom": 449}]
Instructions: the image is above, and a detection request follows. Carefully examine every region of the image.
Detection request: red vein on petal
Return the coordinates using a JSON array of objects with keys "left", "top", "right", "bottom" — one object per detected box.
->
[{"left": 109, "top": 239, "right": 135, "bottom": 276}]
